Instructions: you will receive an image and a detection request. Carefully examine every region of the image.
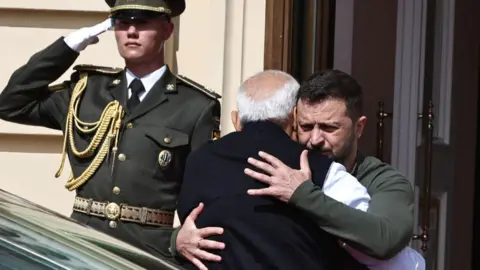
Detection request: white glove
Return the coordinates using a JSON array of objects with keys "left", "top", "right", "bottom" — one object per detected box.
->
[{"left": 64, "top": 18, "right": 114, "bottom": 52}]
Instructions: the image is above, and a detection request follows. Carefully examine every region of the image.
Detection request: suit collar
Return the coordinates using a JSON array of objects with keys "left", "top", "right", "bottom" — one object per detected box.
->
[
  {"left": 211, "top": 121, "right": 292, "bottom": 160},
  {"left": 242, "top": 121, "right": 291, "bottom": 139}
]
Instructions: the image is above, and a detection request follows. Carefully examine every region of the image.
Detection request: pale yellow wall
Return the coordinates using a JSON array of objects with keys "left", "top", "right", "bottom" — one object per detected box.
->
[{"left": 0, "top": 0, "right": 265, "bottom": 217}]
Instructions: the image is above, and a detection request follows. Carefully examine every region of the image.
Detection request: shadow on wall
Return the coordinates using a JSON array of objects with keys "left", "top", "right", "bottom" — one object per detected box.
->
[
  {"left": 0, "top": 9, "right": 110, "bottom": 29},
  {"left": 164, "top": 15, "right": 181, "bottom": 74},
  {"left": 0, "top": 134, "right": 63, "bottom": 154}
]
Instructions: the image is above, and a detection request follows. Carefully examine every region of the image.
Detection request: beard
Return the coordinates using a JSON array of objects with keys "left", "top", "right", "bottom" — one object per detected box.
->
[{"left": 306, "top": 130, "right": 356, "bottom": 165}]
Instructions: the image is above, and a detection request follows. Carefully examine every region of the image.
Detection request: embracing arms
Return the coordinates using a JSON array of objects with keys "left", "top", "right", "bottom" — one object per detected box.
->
[
  {"left": 289, "top": 169, "right": 413, "bottom": 259},
  {"left": 252, "top": 152, "right": 415, "bottom": 259}
]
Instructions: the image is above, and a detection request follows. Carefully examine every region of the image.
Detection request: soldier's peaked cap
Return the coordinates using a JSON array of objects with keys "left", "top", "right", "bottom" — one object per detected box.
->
[{"left": 105, "top": 0, "right": 185, "bottom": 19}]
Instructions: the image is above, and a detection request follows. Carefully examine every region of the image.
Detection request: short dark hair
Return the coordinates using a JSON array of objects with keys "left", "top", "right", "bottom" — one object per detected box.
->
[{"left": 296, "top": 69, "right": 363, "bottom": 119}]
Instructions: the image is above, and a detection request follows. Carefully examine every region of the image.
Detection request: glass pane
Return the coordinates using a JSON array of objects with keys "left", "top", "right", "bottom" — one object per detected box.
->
[{"left": 0, "top": 240, "right": 63, "bottom": 270}]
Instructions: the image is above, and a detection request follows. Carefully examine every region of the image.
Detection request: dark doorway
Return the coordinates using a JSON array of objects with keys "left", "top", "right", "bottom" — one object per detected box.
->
[
  {"left": 472, "top": 45, "right": 480, "bottom": 270},
  {"left": 289, "top": 0, "right": 336, "bottom": 83},
  {"left": 263, "top": 0, "right": 336, "bottom": 82}
]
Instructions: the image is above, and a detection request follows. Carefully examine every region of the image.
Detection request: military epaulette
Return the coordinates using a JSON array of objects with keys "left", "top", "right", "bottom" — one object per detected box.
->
[
  {"left": 176, "top": 74, "right": 222, "bottom": 100},
  {"left": 48, "top": 81, "right": 69, "bottom": 92},
  {"left": 73, "top": 64, "right": 123, "bottom": 75}
]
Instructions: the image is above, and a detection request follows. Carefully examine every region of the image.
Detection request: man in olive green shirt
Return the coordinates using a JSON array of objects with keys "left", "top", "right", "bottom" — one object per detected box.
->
[{"left": 171, "top": 70, "right": 414, "bottom": 269}]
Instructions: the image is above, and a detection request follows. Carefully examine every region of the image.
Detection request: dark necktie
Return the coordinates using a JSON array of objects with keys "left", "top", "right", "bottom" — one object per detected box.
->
[{"left": 127, "top": 78, "right": 144, "bottom": 112}]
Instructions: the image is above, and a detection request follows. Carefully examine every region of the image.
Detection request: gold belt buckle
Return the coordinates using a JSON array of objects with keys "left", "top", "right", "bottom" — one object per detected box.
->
[{"left": 104, "top": 202, "right": 121, "bottom": 220}]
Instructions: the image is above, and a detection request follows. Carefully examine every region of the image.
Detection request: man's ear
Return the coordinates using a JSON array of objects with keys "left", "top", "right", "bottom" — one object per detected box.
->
[
  {"left": 231, "top": 111, "right": 242, "bottom": 131},
  {"left": 161, "top": 20, "right": 175, "bottom": 41},
  {"left": 293, "top": 106, "right": 298, "bottom": 127},
  {"left": 355, "top": 116, "right": 367, "bottom": 139},
  {"left": 291, "top": 106, "right": 298, "bottom": 140}
]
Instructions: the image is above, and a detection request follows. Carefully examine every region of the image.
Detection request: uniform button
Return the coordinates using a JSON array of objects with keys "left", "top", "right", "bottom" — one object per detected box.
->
[
  {"left": 112, "top": 186, "right": 121, "bottom": 195},
  {"left": 109, "top": 221, "right": 117, "bottom": 229},
  {"left": 126, "top": 123, "right": 133, "bottom": 129},
  {"left": 164, "top": 136, "right": 172, "bottom": 144},
  {"left": 118, "top": 153, "right": 126, "bottom": 161}
]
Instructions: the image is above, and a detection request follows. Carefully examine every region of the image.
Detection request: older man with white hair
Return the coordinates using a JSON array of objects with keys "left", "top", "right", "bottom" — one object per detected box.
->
[
  {"left": 176, "top": 70, "right": 346, "bottom": 269},
  {"left": 175, "top": 70, "right": 423, "bottom": 270}
]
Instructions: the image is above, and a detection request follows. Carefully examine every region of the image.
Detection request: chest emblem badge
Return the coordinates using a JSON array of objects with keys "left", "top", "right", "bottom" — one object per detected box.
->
[{"left": 158, "top": 150, "right": 172, "bottom": 168}]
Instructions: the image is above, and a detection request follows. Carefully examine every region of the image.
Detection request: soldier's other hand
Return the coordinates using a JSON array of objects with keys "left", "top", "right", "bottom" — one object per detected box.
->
[
  {"left": 245, "top": 150, "right": 312, "bottom": 202},
  {"left": 64, "top": 18, "right": 113, "bottom": 52},
  {"left": 176, "top": 202, "right": 225, "bottom": 270}
]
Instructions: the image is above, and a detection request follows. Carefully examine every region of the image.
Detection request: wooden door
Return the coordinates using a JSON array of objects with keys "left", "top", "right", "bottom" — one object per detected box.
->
[
  {"left": 264, "top": 0, "right": 335, "bottom": 81},
  {"left": 264, "top": 0, "right": 293, "bottom": 73},
  {"left": 391, "top": 0, "right": 479, "bottom": 269},
  {"left": 349, "top": 0, "right": 399, "bottom": 163}
]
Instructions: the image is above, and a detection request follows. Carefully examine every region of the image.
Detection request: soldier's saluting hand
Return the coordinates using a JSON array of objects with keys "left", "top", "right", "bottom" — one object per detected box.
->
[{"left": 64, "top": 18, "right": 113, "bottom": 52}]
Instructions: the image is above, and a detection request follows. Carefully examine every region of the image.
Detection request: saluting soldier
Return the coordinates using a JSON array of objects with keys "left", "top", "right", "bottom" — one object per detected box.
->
[{"left": 0, "top": 0, "right": 221, "bottom": 259}]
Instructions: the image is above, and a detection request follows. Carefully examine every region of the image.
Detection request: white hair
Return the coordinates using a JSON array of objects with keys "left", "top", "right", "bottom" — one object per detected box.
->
[{"left": 237, "top": 70, "right": 300, "bottom": 125}]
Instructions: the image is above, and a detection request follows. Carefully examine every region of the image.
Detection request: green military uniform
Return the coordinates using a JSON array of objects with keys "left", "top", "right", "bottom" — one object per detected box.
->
[
  {"left": 289, "top": 152, "right": 414, "bottom": 265},
  {"left": 0, "top": 0, "right": 221, "bottom": 259}
]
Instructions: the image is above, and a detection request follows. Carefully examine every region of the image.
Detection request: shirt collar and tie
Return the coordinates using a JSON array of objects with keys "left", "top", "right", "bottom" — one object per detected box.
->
[
  {"left": 125, "top": 65, "right": 167, "bottom": 112},
  {"left": 125, "top": 65, "right": 167, "bottom": 102}
]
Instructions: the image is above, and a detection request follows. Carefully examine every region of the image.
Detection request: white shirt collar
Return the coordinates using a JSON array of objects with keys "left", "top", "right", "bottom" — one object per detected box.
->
[{"left": 125, "top": 65, "right": 167, "bottom": 101}]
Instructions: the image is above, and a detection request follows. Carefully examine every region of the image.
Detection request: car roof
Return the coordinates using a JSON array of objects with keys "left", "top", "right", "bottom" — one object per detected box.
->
[{"left": 0, "top": 189, "right": 184, "bottom": 270}]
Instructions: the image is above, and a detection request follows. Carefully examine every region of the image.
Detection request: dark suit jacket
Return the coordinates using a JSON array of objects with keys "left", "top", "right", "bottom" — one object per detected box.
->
[
  {"left": 0, "top": 37, "right": 221, "bottom": 259},
  {"left": 177, "top": 121, "right": 346, "bottom": 269}
]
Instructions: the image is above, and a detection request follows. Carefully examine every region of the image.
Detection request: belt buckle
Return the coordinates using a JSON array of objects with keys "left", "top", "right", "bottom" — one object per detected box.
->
[{"left": 104, "top": 202, "right": 121, "bottom": 220}]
